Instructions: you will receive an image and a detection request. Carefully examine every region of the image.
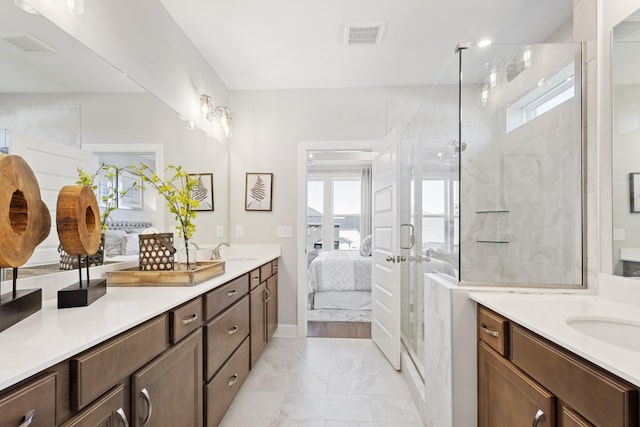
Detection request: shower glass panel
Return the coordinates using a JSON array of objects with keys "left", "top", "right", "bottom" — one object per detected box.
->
[
  {"left": 459, "top": 43, "right": 583, "bottom": 286},
  {"left": 399, "top": 54, "right": 460, "bottom": 379}
]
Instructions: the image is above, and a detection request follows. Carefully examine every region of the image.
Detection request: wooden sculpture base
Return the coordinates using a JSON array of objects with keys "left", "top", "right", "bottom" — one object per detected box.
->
[
  {"left": 58, "top": 278, "right": 106, "bottom": 309},
  {"left": 0, "top": 288, "right": 42, "bottom": 333}
]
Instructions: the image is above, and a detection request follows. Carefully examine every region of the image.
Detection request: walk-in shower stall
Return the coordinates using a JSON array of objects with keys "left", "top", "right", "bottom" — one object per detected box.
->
[{"left": 398, "top": 42, "right": 583, "bottom": 423}]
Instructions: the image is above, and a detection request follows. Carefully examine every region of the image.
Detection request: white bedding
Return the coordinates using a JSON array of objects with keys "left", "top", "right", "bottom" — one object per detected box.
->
[{"left": 307, "top": 250, "right": 372, "bottom": 310}]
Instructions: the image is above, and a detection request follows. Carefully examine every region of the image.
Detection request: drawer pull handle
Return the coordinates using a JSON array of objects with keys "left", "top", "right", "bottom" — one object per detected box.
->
[
  {"left": 481, "top": 324, "right": 499, "bottom": 338},
  {"left": 228, "top": 373, "right": 239, "bottom": 387},
  {"left": 252, "top": 276, "right": 259, "bottom": 281},
  {"left": 532, "top": 409, "right": 545, "bottom": 427},
  {"left": 227, "top": 289, "right": 237, "bottom": 297},
  {"left": 181, "top": 313, "right": 199, "bottom": 325},
  {"left": 140, "top": 387, "right": 153, "bottom": 426},
  {"left": 116, "top": 408, "right": 130, "bottom": 427},
  {"left": 228, "top": 325, "right": 239, "bottom": 335},
  {"left": 18, "top": 410, "right": 35, "bottom": 427}
]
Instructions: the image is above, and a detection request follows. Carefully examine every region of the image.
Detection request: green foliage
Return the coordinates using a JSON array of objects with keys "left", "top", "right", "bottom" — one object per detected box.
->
[
  {"left": 130, "top": 163, "right": 200, "bottom": 268},
  {"left": 76, "top": 163, "right": 137, "bottom": 231}
]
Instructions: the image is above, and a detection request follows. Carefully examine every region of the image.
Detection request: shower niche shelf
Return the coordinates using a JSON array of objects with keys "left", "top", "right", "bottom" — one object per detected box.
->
[
  {"left": 475, "top": 210, "right": 509, "bottom": 214},
  {"left": 476, "top": 240, "right": 509, "bottom": 244}
]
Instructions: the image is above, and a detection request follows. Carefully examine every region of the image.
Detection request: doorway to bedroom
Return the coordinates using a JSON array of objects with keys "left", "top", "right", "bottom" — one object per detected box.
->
[{"left": 305, "top": 149, "right": 375, "bottom": 338}]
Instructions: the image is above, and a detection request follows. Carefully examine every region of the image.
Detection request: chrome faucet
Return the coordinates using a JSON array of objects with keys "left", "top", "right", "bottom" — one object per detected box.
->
[{"left": 211, "top": 242, "right": 230, "bottom": 260}]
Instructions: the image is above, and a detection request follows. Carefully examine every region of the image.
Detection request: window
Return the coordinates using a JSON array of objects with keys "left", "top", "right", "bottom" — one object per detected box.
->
[
  {"left": 422, "top": 178, "right": 458, "bottom": 253},
  {"left": 506, "top": 62, "right": 575, "bottom": 133}
]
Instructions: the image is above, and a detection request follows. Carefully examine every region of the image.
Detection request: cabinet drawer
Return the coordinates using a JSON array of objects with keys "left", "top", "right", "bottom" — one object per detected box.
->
[
  {"left": 204, "top": 275, "right": 248, "bottom": 320},
  {"left": 478, "top": 306, "right": 509, "bottom": 357},
  {"left": 205, "top": 296, "right": 250, "bottom": 380},
  {"left": 0, "top": 373, "right": 57, "bottom": 427},
  {"left": 260, "top": 262, "right": 272, "bottom": 282},
  {"left": 560, "top": 404, "right": 595, "bottom": 427},
  {"left": 272, "top": 259, "right": 278, "bottom": 275},
  {"left": 511, "top": 324, "right": 638, "bottom": 427},
  {"left": 71, "top": 315, "right": 168, "bottom": 411},
  {"left": 61, "top": 384, "right": 127, "bottom": 427},
  {"left": 249, "top": 268, "right": 260, "bottom": 291},
  {"left": 170, "top": 297, "right": 203, "bottom": 344},
  {"left": 205, "top": 338, "right": 250, "bottom": 427}
]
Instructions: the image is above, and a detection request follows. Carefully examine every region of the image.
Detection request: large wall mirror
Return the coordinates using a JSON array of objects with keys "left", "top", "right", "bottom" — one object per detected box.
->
[
  {"left": 612, "top": 8, "right": 640, "bottom": 277},
  {"left": 0, "top": 2, "right": 229, "bottom": 274}
]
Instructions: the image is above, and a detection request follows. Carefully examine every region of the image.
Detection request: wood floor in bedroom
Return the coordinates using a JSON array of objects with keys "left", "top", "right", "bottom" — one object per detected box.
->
[{"left": 307, "top": 321, "right": 371, "bottom": 338}]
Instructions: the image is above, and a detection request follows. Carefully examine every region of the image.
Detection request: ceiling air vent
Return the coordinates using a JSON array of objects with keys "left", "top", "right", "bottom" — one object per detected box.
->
[
  {"left": 0, "top": 33, "right": 57, "bottom": 54},
  {"left": 344, "top": 22, "right": 386, "bottom": 45}
]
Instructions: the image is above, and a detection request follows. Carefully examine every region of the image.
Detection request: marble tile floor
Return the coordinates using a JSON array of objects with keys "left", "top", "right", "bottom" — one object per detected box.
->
[{"left": 220, "top": 337, "right": 424, "bottom": 427}]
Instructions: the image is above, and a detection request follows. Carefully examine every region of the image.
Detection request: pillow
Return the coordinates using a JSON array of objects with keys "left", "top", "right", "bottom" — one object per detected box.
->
[
  {"left": 104, "top": 230, "right": 127, "bottom": 257},
  {"left": 122, "top": 233, "right": 141, "bottom": 255},
  {"left": 359, "top": 235, "right": 372, "bottom": 257}
]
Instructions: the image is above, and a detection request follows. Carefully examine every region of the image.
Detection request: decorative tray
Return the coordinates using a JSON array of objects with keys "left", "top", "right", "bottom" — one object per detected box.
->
[{"left": 106, "top": 261, "right": 225, "bottom": 287}]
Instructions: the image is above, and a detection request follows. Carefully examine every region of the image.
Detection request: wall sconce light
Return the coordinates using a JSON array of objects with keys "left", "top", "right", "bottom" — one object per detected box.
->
[
  {"left": 54, "top": 0, "right": 84, "bottom": 14},
  {"left": 200, "top": 94, "right": 214, "bottom": 121},
  {"left": 215, "top": 106, "right": 232, "bottom": 138}
]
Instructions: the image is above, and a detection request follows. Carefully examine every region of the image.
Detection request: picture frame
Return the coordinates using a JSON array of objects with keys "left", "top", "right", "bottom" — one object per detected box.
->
[
  {"left": 118, "top": 170, "right": 143, "bottom": 210},
  {"left": 245, "top": 172, "right": 273, "bottom": 211},
  {"left": 189, "top": 173, "right": 214, "bottom": 211},
  {"left": 631, "top": 173, "right": 640, "bottom": 213}
]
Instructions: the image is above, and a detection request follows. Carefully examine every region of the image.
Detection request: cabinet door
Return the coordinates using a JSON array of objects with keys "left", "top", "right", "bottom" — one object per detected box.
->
[
  {"left": 478, "top": 341, "right": 555, "bottom": 427},
  {"left": 131, "top": 330, "right": 202, "bottom": 427},
  {"left": 61, "top": 385, "right": 129, "bottom": 427},
  {"left": 266, "top": 275, "right": 278, "bottom": 339},
  {"left": 250, "top": 282, "right": 267, "bottom": 368}
]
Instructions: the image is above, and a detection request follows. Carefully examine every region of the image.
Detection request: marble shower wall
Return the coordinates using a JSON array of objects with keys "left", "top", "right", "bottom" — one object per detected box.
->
[{"left": 460, "top": 43, "right": 583, "bottom": 285}]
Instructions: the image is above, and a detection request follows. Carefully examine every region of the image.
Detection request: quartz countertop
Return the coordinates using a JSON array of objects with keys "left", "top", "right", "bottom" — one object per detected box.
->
[
  {"left": 469, "top": 291, "right": 640, "bottom": 387},
  {"left": 0, "top": 244, "right": 280, "bottom": 391}
]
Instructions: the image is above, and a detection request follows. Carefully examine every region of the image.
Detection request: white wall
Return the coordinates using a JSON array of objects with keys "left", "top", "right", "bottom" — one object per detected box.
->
[{"left": 228, "top": 86, "right": 430, "bottom": 328}]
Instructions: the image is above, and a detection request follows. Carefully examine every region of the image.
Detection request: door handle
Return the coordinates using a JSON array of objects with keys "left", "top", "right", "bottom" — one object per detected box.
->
[
  {"left": 116, "top": 408, "right": 130, "bottom": 427},
  {"left": 385, "top": 256, "right": 396, "bottom": 263},
  {"left": 532, "top": 409, "right": 545, "bottom": 427},
  {"left": 18, "top": 410, "right": 35, "bottom": 427},
  {"left": 400, "top": 223, "right": 415, "bottom": 249},
  {"left": 139, "top": 387, "right": 152, "bottom": 426}
]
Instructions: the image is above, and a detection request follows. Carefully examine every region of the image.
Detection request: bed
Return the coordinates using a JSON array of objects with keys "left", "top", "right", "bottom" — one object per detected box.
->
[{"left": 307, "top": 250, "right": 372, "bottom": 310}]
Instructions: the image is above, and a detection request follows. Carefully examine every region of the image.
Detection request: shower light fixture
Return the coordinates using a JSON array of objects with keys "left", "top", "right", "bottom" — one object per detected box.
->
[{"left": 477, "top": 39, "right": 492, "bottom": 48}]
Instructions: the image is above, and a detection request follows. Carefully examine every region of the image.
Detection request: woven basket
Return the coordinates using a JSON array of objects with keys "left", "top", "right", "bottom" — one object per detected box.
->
[
  {"left": 59, "top": 233, "right": 105, "bottom": 270},
  {"left": 138, "top": 233, "right": 176, "bottom": 271}
]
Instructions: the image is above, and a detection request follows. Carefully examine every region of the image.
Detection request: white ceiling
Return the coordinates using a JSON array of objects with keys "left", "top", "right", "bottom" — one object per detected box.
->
[{"left": 160, "top": 0, "right": 573, "bottom": 90}]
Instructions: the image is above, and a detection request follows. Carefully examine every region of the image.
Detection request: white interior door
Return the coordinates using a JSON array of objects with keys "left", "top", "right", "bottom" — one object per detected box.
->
[
  {"left": 11, "top": 134, "right": 97, "bottom": 265},
  {"left": 371, "top": 129, "right": 401, "bottom": 370}
]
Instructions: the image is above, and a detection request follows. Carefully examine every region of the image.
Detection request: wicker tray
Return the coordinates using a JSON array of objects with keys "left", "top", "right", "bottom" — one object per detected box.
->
[{"left": 106, "top": 261, "right": 225, "bottom": 287}]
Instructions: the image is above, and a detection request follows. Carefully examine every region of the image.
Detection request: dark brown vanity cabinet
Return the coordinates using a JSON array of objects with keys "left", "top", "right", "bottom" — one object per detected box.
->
[
  {"left": 477, "top": 306, "right": 639, "bottom": 427},
  {"left": 250, "top": 259, "right": 279, "bottom": 367},
  {"left": 0, "top": 257, "right": 279, "bottom": 427}
]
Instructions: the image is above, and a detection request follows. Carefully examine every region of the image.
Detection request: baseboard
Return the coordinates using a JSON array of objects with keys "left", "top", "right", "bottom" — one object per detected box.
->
[{"left": 272, "top": 323, "right": 298, "bottom": 338}]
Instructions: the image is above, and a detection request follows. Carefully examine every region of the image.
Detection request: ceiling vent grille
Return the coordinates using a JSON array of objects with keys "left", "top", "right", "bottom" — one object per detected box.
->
[
  {"left": 344, "top": 22, "right": 386, "bottom": 45},
  {"left": 0, "top": 33, "right": 57, "bottom": 54}
]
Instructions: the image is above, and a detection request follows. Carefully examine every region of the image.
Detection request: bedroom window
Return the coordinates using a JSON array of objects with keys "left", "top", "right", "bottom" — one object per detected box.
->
[
  {"left": 422, "top": 178, "right": 458, "bottom": 253},
  {"left": 307, "top": 175, "right": 362, "bottom": 253}
]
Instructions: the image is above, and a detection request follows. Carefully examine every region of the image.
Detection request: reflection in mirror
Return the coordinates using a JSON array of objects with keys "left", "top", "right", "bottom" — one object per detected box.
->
[
  {"left": 0, "top": 2, "right": 229, "bottom": 278},
  {"left": 612, "top": 9, "right": 640, "bottom": 277}
]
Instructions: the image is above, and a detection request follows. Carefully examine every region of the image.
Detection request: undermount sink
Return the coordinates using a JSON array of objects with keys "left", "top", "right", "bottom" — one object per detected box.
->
[{"left": 566, "top": 316, "right": 640, "bottom": 352}]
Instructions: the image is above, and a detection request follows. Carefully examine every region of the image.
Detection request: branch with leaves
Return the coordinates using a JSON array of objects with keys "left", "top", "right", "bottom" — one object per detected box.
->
[
  {"left": 76, "top": 163, "right": 137, "bottom": 231},
  {"left": 130, "top": 163, "right": 200, "bottom": 269}
]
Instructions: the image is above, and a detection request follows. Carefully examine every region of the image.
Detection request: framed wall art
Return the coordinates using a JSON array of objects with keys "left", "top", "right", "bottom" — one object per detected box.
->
[
  {"left": 245, "top": 172, "right": 273, "bottom": 211},
  {"left": 631, "top": 172, "right": 640, "bottom": 213},
  {"left": 189, "top": 173, "right": 214, "bottom": 211},
  {"left": 118, "top": 170, "right": 143, "bottom": 210}
]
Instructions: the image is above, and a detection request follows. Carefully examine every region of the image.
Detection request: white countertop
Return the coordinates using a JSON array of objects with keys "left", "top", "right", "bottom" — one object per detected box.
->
[
  {"left": 469, "top": 291, "right": 640, "bottom": 387},
  {"left": 0, "top": 244, "right": 280, "bottom": 391}
]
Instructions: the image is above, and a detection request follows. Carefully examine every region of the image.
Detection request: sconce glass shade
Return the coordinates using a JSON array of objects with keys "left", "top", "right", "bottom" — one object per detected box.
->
[
  {"left": 55, "top": 0, "right": 84, "bottom": 14},
  {"left": 216, "top": 106, "right": 232, "bottom": 138},
  {"left": 200, "top": 94, "right": 214, "bottom": 121}
]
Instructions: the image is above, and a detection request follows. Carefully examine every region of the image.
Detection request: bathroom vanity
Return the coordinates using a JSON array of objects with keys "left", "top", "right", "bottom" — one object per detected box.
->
[
  {"left": 472, "top": 292, "right": 640, "bottom": 427},
  {"left": 0, "top": 245, "right": 280, "bottom": 427}
]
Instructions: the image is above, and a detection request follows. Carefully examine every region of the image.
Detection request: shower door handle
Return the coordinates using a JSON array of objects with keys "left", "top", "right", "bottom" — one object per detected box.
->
[
  {"left": 385, "top": 255, "right": 407, "bottom": 263},
  {"left": 400, "top": 224, "right": 415, "bottom": 249}
]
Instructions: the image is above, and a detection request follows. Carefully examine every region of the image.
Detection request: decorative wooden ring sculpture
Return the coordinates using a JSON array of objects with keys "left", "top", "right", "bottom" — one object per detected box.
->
[
  {"left": 0, "top": 154, "right": 51, "bottom": 267},
  {"left": 56, "top": 185, "right": 101, "bottom": 256}
]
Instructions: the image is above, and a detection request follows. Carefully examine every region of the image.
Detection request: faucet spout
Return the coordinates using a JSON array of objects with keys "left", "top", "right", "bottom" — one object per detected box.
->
[{"left": 212, "top": 242, "right": 230, "bottom": 260}]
